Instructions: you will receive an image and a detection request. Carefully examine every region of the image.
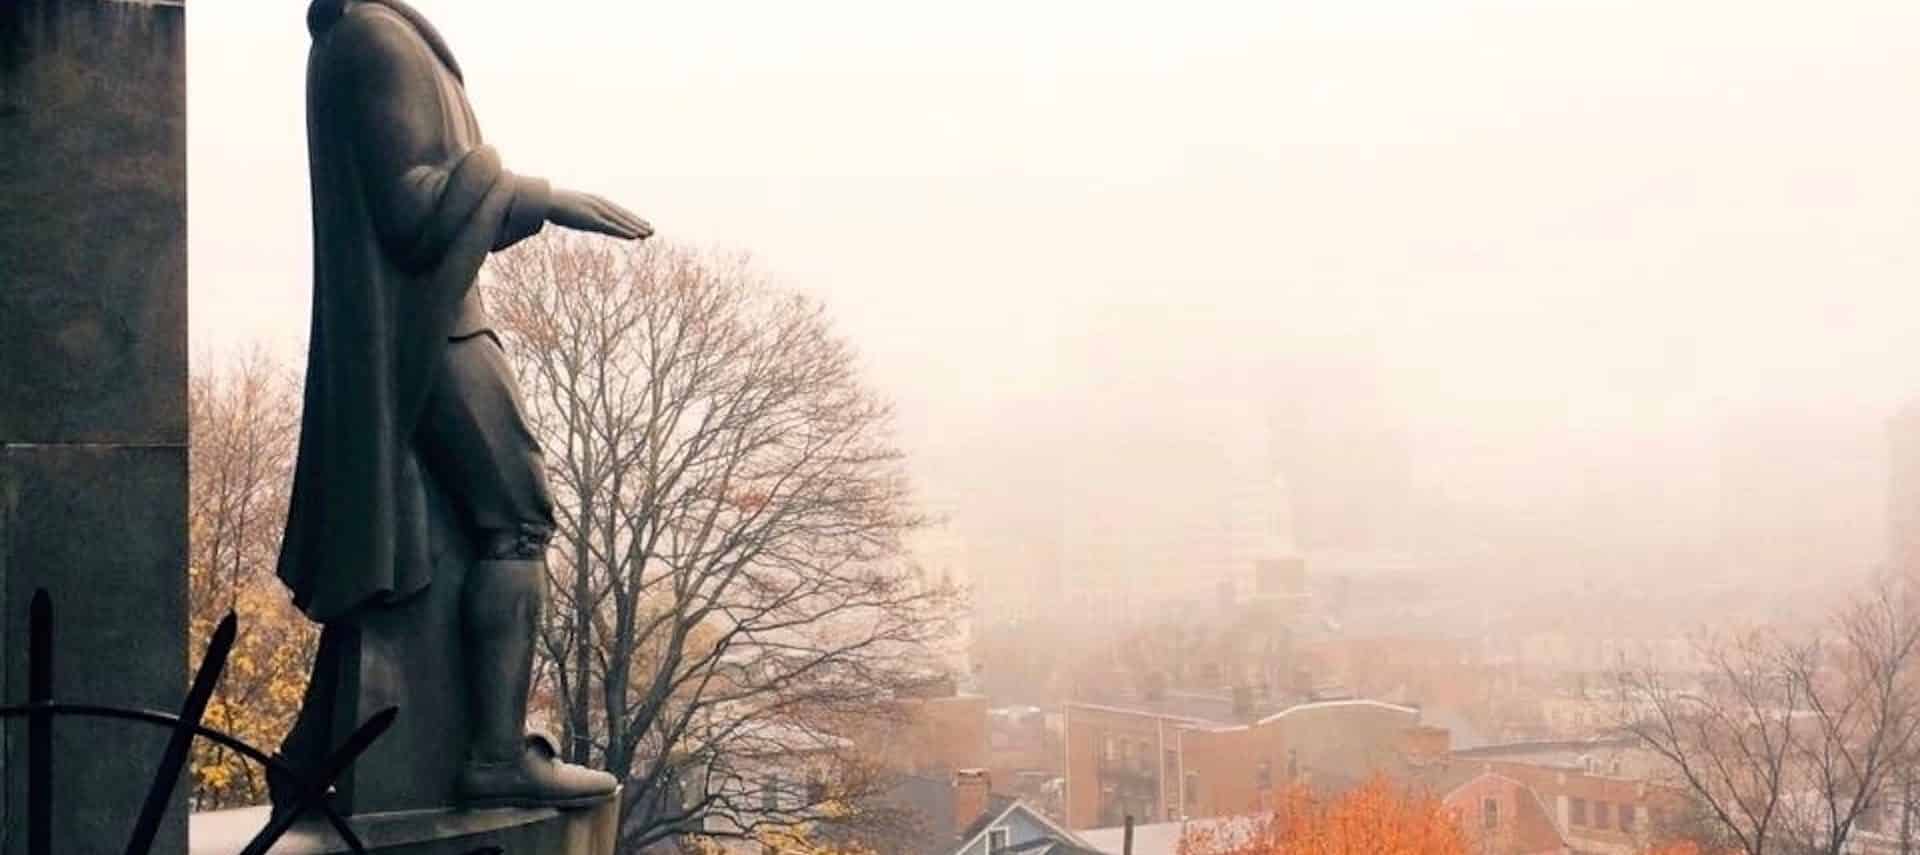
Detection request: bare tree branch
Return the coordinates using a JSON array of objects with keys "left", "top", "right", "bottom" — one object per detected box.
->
[{"left": 488, "top": 234, "right": 960, "bottom": 852}]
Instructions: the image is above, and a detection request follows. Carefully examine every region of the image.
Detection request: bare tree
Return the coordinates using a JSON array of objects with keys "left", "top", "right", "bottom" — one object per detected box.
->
[
  {"left": 1619, "top": 575, "right": 1920, "bottom": 855},
  {"left": 187, "top": 347, "right": 316, "bottom": 809},
  {"left": 487, "top": 233, "right": 958, "bottom": 851}
]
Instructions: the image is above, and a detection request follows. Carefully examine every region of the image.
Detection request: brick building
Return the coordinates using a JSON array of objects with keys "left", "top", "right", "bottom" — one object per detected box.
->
[
  {"left": 1441, "top": 772, "right": 1571, "bottom": 855},
  {"left": 858, "top": 691, "right": 992, "bottom": 777},
  {"left": 1063, "top": 698, "right": 1431, "bottom": 829},
  {"left": 1417, "top": 739, "right": 1691, "bottom": 854}
]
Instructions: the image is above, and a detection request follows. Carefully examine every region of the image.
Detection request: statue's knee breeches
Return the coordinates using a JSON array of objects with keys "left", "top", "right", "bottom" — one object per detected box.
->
[{"left": 416, "top": 334, "right": 559, "bottom": 550}]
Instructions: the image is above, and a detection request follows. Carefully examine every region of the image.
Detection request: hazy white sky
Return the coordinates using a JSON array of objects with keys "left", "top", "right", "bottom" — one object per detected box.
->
[{"left": 190, "top": 1, "right": 1920, "bottom": 582}]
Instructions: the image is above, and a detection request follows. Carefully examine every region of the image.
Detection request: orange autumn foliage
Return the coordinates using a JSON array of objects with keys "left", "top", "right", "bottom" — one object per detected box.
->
[
  {"left": 1179, "top": 776, "right": 1469, "bottom": 855},
  {"left": 1638, "top": 843, "right": 1734, "bottom": 855}
]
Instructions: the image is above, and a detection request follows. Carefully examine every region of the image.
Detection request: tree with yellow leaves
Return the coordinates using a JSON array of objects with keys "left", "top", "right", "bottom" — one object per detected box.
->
[
  {"left": 187, "top": 348, "right": 316, "bottom": 809},
  {"left": 686, "top": 822, "right": 877, "bottom": 855}
]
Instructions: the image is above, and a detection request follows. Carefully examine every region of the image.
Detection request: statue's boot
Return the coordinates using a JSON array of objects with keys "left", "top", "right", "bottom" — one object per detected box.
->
[{"left": 456, "top": 557, "right": 617, "bottom": 809}]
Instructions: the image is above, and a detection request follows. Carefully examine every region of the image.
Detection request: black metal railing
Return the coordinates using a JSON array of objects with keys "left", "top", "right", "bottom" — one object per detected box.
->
[{"left": 0, "top": 589, "right": 418, "bottom": 855}]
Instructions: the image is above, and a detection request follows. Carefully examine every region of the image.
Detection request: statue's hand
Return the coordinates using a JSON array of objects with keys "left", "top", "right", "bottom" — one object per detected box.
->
[{"left": 547, "top": 189, "right": 652, "bottom": 240}]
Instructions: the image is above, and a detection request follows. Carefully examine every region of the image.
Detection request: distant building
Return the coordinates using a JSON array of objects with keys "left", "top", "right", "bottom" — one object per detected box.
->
[
  {"left": 1266, "top": 345, "right": 1414, "bottom": 556},
  {"left": 1890, "top": 399, "right": 1920, "bottom": 574},
  {"left": 685, "top": 720, "right": 850, "bottom": 842},
  {"left": 1440, "top": 771, "right": 1571, "bottom": 855},
  {"left": 1062, "top": 697, "right": 1438, "bottom": 829},
  {"left": 908, "top": 523, "right": 975, "bottom": 678},
  {"left": 1432, "top": 738, "right": 1690, "bottom": 855},
  {"left": 1716, "top": 404, "right": 1883, "bottom": 584},
  {"left": 1079, "top": 814, "right": 1263, "bottom": 855},
  {"left": 856, "top": 688, "right": 992, "bottom": 779},
  {"left": 855, "top": 770, "right": 1097, "bottom": 855},
  {"left": 949, "top": 795, "right": 1101, "bottom": 855}
]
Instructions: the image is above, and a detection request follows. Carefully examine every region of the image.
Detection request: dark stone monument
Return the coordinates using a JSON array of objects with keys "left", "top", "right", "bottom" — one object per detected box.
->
[
  {"left": 190, "top": 801, "right": 619, "bottom": 855},
  {"left": 0, "top": 1, "right": 189, "bottom": 853},
  {"left": 270, "top": 0, "right": 647, "bottom": 828}
]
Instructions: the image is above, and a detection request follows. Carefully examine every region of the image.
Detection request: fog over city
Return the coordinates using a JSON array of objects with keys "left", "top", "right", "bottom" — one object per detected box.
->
[
  {"left": 187, "top": 0, "right": 1920, "bottom": 634},
  {"left": 192, "top": 1, "right": 1920, "bottom": 612},
  {"left": 149, "top": 0, "right": 1920, "bottom": 850}
]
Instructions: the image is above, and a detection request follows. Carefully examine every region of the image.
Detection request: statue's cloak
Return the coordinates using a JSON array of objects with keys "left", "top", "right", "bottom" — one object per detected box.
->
[{"left": 280, "top": 0, "right": 549, "bottom": 622}]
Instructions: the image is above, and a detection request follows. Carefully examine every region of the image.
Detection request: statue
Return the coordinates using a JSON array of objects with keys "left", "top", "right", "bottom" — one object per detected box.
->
[{"left": 272, "top": 0, "right": 650, "bottom": 816}]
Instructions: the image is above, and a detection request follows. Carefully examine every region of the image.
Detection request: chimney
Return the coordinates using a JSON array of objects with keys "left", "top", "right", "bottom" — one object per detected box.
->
[
  {"left": 1144, "top": 670, "right": 1168, "bottom": 701},
  {"left": 1400, "top": 726, "right": 1451, "bottom": 760},
  {"left": 953, "top": 768, "right": 992, "bottom": 833}
]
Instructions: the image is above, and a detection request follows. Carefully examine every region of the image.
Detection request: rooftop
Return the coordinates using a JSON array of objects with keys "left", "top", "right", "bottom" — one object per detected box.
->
[
  {"left": 1069, "top": 696, "right": 1422, "bottom": 734},
  {"left": 1079, "top": 814, "right": 1264, "bottom": 855}
]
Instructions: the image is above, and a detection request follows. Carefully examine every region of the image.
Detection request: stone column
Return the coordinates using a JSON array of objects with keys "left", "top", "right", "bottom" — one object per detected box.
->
[{"left": 0, "top": 1, "right": 188, "bottom": 853}]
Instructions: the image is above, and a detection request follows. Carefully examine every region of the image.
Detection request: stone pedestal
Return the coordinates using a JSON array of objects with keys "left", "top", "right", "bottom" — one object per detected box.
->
[
  {"left": 0, "top": 2, "right": 188, "bottom": 854},
  {"left": 189, "top": 794, "right": 620, "bottom": 855},
  {"left": 281, "top": 477, "right": 479, "bottom": 815}
]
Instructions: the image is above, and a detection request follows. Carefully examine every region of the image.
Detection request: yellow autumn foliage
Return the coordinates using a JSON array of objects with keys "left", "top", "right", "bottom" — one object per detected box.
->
[{"left": 186, "top": 350, "right": 316, "bottom": 810}]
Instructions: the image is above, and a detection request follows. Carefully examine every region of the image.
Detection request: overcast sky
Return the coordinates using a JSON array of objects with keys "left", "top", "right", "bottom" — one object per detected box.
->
[{"left": 190, "top": 1, "right": 1920, "bottom": 586}]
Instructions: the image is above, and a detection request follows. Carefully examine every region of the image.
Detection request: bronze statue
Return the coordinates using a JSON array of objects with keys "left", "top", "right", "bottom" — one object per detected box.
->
[{"left": 274, "top": 0, "right": 648, "bottom": 814}]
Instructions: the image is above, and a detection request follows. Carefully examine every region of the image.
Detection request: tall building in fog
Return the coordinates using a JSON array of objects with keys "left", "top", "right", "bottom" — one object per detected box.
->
[
  {"left": 907, "top": 522, "right": 975, "bottom": 679},
  {"left": 1265, "top": 345, "right": 1415, "bottom": 561},
  {"left": 1888, "top": 400, "right": 1920, "bottom": 574},
  {"left": 942, "top": 421, "right": 1068, "bottom": 627},
  {"left": 1716, "top": 404, "right": 1883, "bottom": 584},
  {"left": 1051, "top": 304, "right": 1301, "bottom": 621},
  {"left": 1217, "top": 408, "right": 1301, "bottom": 601}
]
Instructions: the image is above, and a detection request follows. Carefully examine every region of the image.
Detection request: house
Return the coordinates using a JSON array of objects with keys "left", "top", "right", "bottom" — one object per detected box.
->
[
  {"left": 855, "top": 769, "right": 1092, "bottom": 855},
  {"left": 948, "top": 797, "right": 1102, "bottom": 855},
  {"left": 1452, "top": 738, "right": 1687, "bottom": 854},
  {"left": 679, "top": 720, "right": 852, "bottom": 841},
  {"left": 1440, "top": 771, "right": 1571, "bottom": 855},
  {"left": 1079, "top": 814, "right": 1263, "bottom": 855}
]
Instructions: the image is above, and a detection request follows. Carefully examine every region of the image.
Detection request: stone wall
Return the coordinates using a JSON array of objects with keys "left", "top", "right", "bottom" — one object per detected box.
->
[{"left": 0, "top": 1, "right": 188, "bottom": 852}]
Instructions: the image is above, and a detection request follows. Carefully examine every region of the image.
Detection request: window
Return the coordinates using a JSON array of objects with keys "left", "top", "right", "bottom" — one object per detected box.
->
[
  {"left": 1287, "top": 749, "right": 1299, "bottom": 780},
  {"left": 1483, "top": 798, "right": 1499, "bottom": 829},
  {"left": 762, "top": 778, "right": 779, "bottom": 813},
  {"left": 1861, "top": 804, "right": 1885, "bottom": 834},
  {"left": 1571, "top": 797, "right": 1588, "bottom": 826},
  {"left": 988, "top": 828, "right": 1010, "bottom": 854},
  {"left": 1256, "top": 760, "right": 1273, "bottom": 790},
  {"left": 1102, "top": 736, "right": 1118, "bottom": 769},
  {"left": 1595, "top": 801, "right": 1611, "bottom": 830},
  {"left": 1620, "top": 805, "right": 1636, "bottom": 832}
]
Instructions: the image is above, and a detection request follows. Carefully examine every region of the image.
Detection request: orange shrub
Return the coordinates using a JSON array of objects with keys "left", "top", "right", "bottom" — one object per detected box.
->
[{"left": 1180, "top": 776, "right": 1469, "bottom": 855}]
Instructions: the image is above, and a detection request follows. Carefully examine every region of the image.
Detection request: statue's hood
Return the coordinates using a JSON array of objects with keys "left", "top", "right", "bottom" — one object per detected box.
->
[{"left": 307, "top": 0, "right": 464, "bottom": 82}]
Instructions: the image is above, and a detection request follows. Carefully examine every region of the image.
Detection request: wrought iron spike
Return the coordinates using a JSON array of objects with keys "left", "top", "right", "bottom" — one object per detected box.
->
[{"left": 126, "top": 610, "right": 238, "bottom": 855}]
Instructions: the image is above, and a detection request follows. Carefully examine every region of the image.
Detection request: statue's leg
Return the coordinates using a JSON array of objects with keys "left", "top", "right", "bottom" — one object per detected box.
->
[{"left": 415, "top": 335, "right": 616, "bottom": 808}]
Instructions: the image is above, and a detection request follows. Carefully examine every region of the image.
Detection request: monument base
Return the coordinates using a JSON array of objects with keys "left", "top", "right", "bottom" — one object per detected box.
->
[{"left": 188, "top": 791, "right": 619, "bottom": 855}]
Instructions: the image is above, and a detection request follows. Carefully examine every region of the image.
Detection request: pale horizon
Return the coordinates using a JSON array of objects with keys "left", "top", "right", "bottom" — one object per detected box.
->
[{"left": 190, "top": 0, "right": 1920, "bottom": 596}]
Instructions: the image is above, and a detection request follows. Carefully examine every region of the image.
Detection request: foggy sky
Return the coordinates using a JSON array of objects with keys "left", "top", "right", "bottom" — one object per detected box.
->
[{"left": 190, "top": 1, "right": 1920, "bottom": 594}]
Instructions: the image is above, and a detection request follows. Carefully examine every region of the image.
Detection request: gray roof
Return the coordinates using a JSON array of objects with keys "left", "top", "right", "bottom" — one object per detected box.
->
[{"left": 1078, "top": 815, "right": 1264, "bottom": 855}]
